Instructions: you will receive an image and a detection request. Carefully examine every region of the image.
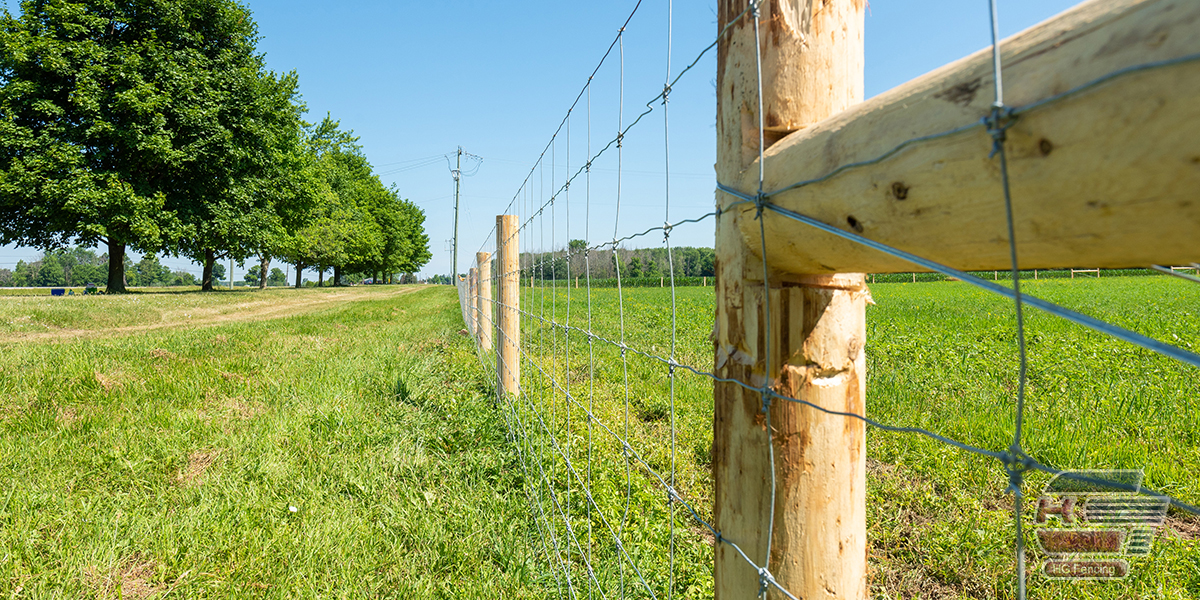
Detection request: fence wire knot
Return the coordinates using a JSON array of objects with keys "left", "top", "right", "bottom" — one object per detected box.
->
[
  {"left": 757, "top": 566, "right": 776, "bottom": 596},
  {"left": 982, "top": 106, "right": 1017, "bottom": 159},
  {"left": 663, "top": 83, "right": 672, "bottom": 104},
  {"left": 1002, "top": 446, "right": 1035, "bottom": 495},
  {"left": 749, "top": 0, "right": 761, "bottom": 20}
]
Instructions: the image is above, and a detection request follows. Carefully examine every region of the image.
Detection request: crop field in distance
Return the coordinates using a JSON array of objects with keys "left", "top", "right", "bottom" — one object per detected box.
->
[{"left": 0, "top": 277, "right": 1196, "bottom": 598}]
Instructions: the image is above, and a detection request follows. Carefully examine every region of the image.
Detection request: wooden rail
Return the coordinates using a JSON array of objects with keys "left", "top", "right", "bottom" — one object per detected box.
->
[{"left": 730, "top": 0, "right": 1200, "bottom": 275}]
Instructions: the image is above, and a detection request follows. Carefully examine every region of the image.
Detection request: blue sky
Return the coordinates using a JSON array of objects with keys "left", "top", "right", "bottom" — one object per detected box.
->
[{"left": 0, "top": 0, "right": 1080, "bottom": 281}]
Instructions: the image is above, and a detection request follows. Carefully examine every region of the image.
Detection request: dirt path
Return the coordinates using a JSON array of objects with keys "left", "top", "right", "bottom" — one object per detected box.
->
[{"left": 1, "top": 286, "right": 426, "bottom": 343}]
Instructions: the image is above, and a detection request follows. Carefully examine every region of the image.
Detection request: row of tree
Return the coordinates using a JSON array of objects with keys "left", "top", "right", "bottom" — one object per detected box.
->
[
  {"left": 521, "top": 244, "right": 716, "bottom": 281},
  {"left": 0, "top": 246, "right": 226, "bottom": 288},
  {"left": 0, "top": 0, "right": 430, "bottom": 293}
]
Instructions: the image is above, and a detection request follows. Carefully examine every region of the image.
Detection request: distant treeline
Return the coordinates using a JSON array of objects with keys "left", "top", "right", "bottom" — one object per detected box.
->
[
  {"left": 520, "top": 244, "right": 715, "bottom": 281},
  {"left": 0, "top": 247, "right": 216, "bottom": 288},
  {"left": 528, "top": 276, "right": 713, "bottom": 289},
  {"left": 869, "top": 268, "right": 1177, "bottom": 283},
  {"left": 499, "top": 261, "right": 1179, "bottom": 288}
]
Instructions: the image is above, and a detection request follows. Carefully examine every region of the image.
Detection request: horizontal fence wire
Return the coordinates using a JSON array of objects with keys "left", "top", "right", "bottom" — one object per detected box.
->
[{"left": 455, "top": 1, "right": 1200, "bottom": 599}]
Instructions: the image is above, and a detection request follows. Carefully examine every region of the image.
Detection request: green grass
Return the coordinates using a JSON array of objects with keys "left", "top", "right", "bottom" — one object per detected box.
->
[
  {"left": 496, "top": 276, "right": 1200, "bottom": 599},
  {"left": 0, "top": 286, "right": 540, "bottom": 598},
  {"left": 3, "top": 277, "right": 1196, "bottom": 599}
]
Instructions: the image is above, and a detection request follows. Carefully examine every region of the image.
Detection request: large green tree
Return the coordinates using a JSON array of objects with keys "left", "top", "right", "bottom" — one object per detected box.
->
[
  {"left": 0, "top": 0, "right": 297, "bottom": 293},
  {"left": 278, "top": 117, "right": 383, "bottom": 287}
]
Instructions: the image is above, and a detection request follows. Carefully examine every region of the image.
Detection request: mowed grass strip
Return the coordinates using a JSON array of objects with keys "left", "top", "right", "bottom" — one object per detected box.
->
[{"left": 0, "top": 286, "right": 539, "bottom": 598}]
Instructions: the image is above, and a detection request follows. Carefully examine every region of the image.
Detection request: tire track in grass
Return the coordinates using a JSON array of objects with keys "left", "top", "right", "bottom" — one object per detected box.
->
[{"left": 0, "top": 286, "right": 427, "bottom": 343}]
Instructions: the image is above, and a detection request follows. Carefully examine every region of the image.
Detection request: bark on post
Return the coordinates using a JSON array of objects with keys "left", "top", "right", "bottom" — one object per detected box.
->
[
  {"left": 468, "top": 267, "right": 479, "bottom": 337},
  {"left": 714, "top": 2, "right": 866, "bottom": 599},
  {"left": 496, "top": 215, "right": 520, "bottom": 396},
  {"left": 477, "top": 251, "right": 493, "bottom": 352}
]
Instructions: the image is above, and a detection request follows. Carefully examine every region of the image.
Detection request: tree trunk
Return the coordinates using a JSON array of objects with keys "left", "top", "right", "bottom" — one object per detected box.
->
[
  {"left": 295, "top": 263, "right": 304, "bottom": 288},
  {"left": 318, "top": 268, "right": 324, "bottom": 287},
  {"left": 105, "top": 238, "right": 127, "bottom": 294},
  {"left": 259, "top": 254, "right": 270, "bottom": 290},
  {"left": 333, "top": 265, "right": 342, "bottom": 286},
  {"left": 202, "top": 249, "right": 216, "bottom": 291}
]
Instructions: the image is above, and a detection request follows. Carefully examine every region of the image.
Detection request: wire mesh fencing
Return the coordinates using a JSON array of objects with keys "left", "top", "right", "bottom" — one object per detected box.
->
[{"left": 454, "top": 1, "right": 1200, "bottom": 599}]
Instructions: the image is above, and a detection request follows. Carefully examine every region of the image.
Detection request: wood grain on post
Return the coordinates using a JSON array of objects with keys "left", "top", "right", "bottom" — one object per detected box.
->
[
  {"left": 468, "top": 267, "right": 478, "bottom": 337},
  {"left": 497, "top": 215, "right": 520, "bottom": 396},
  {"left": 739, "top": 0, "right": 1200, "bottom": 274},
  {"left": 477, "top": 251, "right": 493, "bottom": 352},
  {"left": 714, "top": 1, "right": 867, "bottom": 599}
]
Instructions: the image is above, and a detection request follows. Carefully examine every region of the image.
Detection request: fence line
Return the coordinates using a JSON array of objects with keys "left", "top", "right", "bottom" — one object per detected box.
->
[{"left": 455, "top": 1, "right": 1200, "bottom": 598}]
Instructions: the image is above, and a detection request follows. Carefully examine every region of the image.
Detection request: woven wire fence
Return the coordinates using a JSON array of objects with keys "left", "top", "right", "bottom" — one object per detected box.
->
[{"left": 455, "top": 1, "right": 1200, "bottom": 598}]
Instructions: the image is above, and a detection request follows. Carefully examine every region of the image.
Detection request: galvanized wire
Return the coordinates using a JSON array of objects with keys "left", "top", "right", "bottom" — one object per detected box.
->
[{"left": 458, "top": 3, "right": 1200, "bottom": 600}]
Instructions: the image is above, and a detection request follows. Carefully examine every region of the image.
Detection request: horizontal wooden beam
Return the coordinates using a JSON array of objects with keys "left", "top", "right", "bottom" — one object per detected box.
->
[{"left": 733, "top": 0, "right": 1200, "bottom": 275}]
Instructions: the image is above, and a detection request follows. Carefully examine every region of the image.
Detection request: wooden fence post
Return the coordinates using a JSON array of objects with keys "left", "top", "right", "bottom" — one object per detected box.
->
[
  {"left": 497, "top": 215, "right": 520, "bottom": 396},
  {"left": 477, "top": 251, "right": 493, "bottom": 352},
  {"left": 714, "top": 2, "right": 866, "bottom": 599}
]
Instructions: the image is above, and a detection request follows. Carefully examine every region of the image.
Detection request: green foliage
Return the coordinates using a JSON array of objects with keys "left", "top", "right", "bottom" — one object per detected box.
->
[
  {"left": 0, "top": 3, "right": 432, "bottom": 293},
  {"left": 170, "top": 270, "right": 196, "bottom": 286},
  {"left": 134, "top": 254, "right": 171, "bottom": 287},
  {"left": 277, "top": 117, "right": 430, "bottom": 282},
  {"left": 11, "top": 260, "right": 29, "bottom": 286},
  {"left": 0, "top": 0, "right": 326, "bottom": 294},
  {"left": 211, "top": 263, "right": 226, "bottom": 282},
  {"left": 626, "top": 255, "right": 643, "bottom": 277},
  {"left": 32, "top": 253, "right": 64, "bottom": 286},
  {"left": 267, "top": 267, "right": 287, "bottom": 286}
]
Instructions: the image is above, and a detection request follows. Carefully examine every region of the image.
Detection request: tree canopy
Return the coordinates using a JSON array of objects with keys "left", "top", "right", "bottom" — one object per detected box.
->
[{"left": 0, "top": 0, "right": 431, "bottom": 292}]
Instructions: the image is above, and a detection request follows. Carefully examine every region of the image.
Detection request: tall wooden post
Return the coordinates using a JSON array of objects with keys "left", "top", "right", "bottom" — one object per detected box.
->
[
  {"left": 497, "top": 215, "right": 520, "bottom": 396},
  {"left": 468, "top": 267, "right": 479, "bottom": 337},
  {"left": 477, "top": 251, "right": 493, "bottom": 352},
  {"left": 714, "top": 1, "right": 866, "bottom": 599}
]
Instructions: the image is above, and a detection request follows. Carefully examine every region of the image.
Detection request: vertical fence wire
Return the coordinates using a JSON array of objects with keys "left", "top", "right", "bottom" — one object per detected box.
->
[{"left": 456, "top": 1, "right": 1200, "bottom": 599}]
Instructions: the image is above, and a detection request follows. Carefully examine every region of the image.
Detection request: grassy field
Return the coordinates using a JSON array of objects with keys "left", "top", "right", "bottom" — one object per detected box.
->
[
  {"left": 507, "top": 275, "right": 1200, "bottom": 599},
  {"left": 0, "top": 286, "right": 539, "bottom": 598},
  {"left": 2, "top": 279, "right": 1196, "bottom": 598}
]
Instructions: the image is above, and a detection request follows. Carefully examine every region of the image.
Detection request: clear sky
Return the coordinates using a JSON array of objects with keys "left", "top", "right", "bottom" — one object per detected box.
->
[{"left": 0, "top": 0, "right": 1080, "bottom": 281}]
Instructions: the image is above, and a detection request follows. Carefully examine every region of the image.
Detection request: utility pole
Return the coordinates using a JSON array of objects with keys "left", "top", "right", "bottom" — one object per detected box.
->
[
  {"left": 447, "top": 147, "right": 482, "bottom": 284},
  {"left": 452, "top": 146, "right": 462, "bottom": 282}
]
